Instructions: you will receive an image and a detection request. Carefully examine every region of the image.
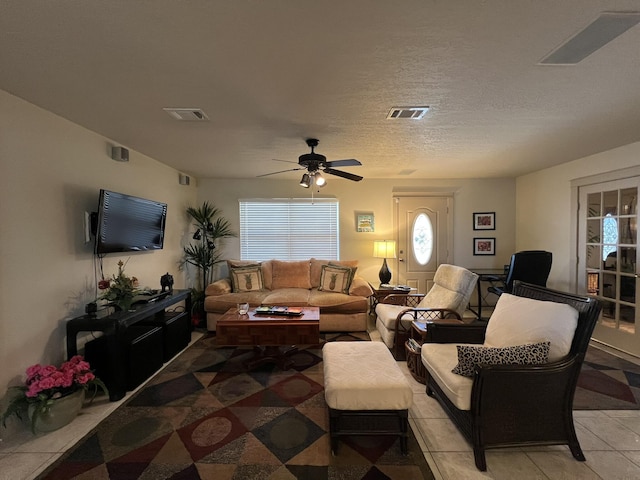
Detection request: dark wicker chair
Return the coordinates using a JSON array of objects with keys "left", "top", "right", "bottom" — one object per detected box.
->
[
  {"left": 422, "top": 281, "right": 601, "bottom": 471},
  {"left": 487, "top": 250, "right": 553, "bottom": 297}
]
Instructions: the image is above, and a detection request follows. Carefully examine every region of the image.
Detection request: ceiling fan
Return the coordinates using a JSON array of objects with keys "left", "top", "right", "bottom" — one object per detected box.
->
[{"left": 258, "top": 138, "right": 363, "bottom": 187}]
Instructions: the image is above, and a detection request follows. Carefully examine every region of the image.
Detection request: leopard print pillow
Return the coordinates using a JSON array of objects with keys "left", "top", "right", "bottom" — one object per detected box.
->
[{"left": 452, "top": 342, "right": 551, "bottom": 377}]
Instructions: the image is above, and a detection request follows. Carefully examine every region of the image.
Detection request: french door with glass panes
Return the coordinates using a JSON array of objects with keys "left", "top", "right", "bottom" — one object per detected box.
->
[{"left": 578, "top": 178, "right": 639, "bottom": 356}]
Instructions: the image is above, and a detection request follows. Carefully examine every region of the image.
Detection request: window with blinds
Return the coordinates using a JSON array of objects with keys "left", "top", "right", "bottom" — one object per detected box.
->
[{"left": 239, "top": 199, "right": 339, "bottom": 261}]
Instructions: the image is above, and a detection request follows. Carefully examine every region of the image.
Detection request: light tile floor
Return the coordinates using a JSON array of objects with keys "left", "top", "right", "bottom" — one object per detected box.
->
[{"left": 2, "top": 331, "right": 640, "bottom": 480}]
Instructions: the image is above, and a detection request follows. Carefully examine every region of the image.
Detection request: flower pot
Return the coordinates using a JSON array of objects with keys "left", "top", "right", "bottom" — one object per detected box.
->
[{"left": 28, "top": 389, "right": 85, "bottom": 433}]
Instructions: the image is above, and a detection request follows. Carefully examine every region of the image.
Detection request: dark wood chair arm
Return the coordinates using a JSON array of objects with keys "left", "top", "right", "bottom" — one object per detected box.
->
[
  {"left": 394, "top": 307, "right": 463, "bottom": 339},
  {"left": 424, "top": 322, "right": 487, "bottom": 344}
]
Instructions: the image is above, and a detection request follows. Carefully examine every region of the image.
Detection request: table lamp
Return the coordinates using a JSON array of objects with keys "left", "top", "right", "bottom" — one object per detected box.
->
[{"left": 373, "top": 240, "right": 397, "bottom": 284}]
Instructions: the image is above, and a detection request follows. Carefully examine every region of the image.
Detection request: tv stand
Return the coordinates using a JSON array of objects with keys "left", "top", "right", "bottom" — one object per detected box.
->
[{"left": 66, "top": 289, "right": 191, "bottom": 401}]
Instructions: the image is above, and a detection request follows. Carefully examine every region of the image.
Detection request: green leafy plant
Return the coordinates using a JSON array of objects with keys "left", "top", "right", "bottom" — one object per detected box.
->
[{"left": 183, "top": 202, "right": 236, "bottom": 316}]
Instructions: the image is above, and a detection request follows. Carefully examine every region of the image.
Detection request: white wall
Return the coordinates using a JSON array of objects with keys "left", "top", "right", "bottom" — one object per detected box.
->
[
  {"left": 516, "top": 142, "right": 640, "bottom": 291},
  {"left": 197, "top": 177, "right": 516, "bottom": 285},
  {"left": 0, "top": 90, "right": 197, "bottom": 397}
]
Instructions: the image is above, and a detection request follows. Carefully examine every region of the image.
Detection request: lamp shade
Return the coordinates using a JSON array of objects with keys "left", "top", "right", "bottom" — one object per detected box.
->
[{"left": 373, "top": 240, "right": 397, "bottom": 259}]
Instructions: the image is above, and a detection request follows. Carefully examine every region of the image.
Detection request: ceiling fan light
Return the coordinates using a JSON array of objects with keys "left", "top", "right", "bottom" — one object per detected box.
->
[
  {"left": 299, "top": 173, "right": 311, "bottom": 188},
  {"left": 315, "top": 172, "right": 326, "bottom": 187}
]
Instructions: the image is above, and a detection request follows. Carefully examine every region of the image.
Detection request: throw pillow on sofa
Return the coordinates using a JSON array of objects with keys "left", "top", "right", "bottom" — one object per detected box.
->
[
  {"left": 310, "top": 258, "right": 358, "bottom": 288},
  {"left": 318, "top": 264, "right": 354, "bottom": 294},
  {"left": 271, "top": 260, "right": 312, "bottom": 289},
  {"left": 230, "top": 265, "right": 264, "bottom": 292}
]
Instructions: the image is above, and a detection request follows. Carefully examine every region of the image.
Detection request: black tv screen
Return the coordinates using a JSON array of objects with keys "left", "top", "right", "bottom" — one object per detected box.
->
[{"left": 95, "top": 189, "right": 167, "bottom": 254}]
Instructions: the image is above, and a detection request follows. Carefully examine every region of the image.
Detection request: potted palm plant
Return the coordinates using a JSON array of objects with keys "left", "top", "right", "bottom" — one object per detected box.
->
[{"left": 183, "top": 202, "right": 236, "bottom": 326}]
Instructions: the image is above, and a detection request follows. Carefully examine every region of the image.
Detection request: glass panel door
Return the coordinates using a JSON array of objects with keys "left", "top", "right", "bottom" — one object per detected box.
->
[{"left": 578, "top": 178, "right": 640, "bottom": 355}]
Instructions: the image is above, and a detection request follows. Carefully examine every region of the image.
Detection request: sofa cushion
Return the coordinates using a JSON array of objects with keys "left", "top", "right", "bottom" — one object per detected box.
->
[
  {"left": 452, "top": 342, "right": 550, "bottom": 377},
  {"left": 205, "top": 278, "right": 232, "bottom": 295},
  {"left": 262, "top": 288, "right": 310, "bottom": 306},
  {"left": 308, "top": 289, "right": 369, "bottom": 313},
  {"left": 349, "top": 276, "right": 374, "bottom": 297},
  {"left": 271, "top": 260, "right": 311, "bottom": 289},
  {"left": 227, "top": 259, "right": 257, "bottom": 268},
  {"left": 310, "top": 258, "right": 358, "bottom": 288},
  {"left": 484, "top": 293, "right": 579, "bottom": 362},
  {"left": 318, "top": 264, "right": 354, "bottom": 294},
  {"left": 229, "top": 265, "right": 264, "bottom": 292}
]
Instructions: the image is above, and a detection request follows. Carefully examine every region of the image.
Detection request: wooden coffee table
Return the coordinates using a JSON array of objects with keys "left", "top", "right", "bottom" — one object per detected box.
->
[{"left": 216, "top": 306, "right": 320, "bottom": 370}]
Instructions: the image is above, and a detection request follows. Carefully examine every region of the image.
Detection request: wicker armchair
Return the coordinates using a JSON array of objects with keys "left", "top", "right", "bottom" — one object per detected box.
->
[
  {"left": 382, "top": 293, "right": 463, "bottom": 357},
  {"left": 421, "top": 281, "right": 601, "bottom": 471},
  {"left": 374, "top": 264, "right": 478, "bottom": 357}
]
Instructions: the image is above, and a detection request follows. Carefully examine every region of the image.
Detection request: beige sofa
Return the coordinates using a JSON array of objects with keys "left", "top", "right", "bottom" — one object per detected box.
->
[{"left": 204, "top": 259, "right": 373, "bottom": 332}]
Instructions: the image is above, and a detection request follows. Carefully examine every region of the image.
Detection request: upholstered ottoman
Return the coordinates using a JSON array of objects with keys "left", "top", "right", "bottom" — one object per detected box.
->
[{"left": 323, "top": 341, "right": 413, "bottom": 454}]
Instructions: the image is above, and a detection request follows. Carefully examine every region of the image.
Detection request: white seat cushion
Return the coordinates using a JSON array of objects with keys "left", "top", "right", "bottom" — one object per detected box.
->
[
  {"left": 374, "top": 303, "right": 415, "bottom": 330},
  {"left": 375, "top": 304, "right": 415, "bottom": 348},
  {"left": 421, "top": 343, "right": 474, "bottom": 410},
  {"left": 484, "top": 293, "right": 579, "bottom": 361},
  {"left": 323, "top": 341, "right": 413, "bottom": 410}
]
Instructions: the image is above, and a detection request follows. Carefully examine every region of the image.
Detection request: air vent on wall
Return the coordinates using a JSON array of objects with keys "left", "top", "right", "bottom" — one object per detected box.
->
[
  {"left": 386, "top": 106, "right": 430, "bottom": 120},
  {"left": 163, "top": 108, "right": 210, "bottom": 121}
]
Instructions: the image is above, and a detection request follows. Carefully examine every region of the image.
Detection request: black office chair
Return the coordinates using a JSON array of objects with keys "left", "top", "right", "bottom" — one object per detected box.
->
[{"left": 487, "top": 250, "right": 552, "bottom": 297}]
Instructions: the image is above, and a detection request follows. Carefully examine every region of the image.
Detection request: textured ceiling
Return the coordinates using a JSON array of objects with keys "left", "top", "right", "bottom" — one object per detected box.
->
[{"left": 1, "top": 1, "right": 639, "bottom": 181}]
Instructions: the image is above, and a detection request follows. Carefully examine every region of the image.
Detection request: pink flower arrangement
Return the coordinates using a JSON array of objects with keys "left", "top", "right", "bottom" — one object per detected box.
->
[
  {"left": 25, "top": 356, "right": 97, "bottom": 399},
  {"left": 2, "top": 356, "right": 108, "bottom": 433}
]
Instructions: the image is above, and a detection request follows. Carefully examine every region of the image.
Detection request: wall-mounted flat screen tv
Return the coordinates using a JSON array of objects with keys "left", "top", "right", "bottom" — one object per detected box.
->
[{"left": 95, "top": 189, "right": 167, "bottom": 254}]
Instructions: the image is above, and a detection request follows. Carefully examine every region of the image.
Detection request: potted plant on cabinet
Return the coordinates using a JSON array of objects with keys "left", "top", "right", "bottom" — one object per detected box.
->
[{"left": 183, "top": 202, "right": 236, "bottom": 326}]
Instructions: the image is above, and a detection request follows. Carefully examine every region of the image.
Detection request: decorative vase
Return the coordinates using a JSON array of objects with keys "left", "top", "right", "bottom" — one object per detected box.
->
[
  {"left": 113, "top": 296, "right": 133, "bottom": 312},
  {"left": 28, "top": 389, "right": 85, "bottom": 433}
]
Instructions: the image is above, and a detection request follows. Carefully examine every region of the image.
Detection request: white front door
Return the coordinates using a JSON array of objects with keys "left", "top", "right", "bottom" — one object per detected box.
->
[
  {"left": 578, "top": 177, "right": 640, "bottom": 356},
  {"left": 393, "top": 195, "right": 453, "bottom": 293}
]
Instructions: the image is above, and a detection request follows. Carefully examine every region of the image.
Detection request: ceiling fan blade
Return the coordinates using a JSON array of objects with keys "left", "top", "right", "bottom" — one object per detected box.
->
[
  {"left": 324, "top": 167, "right": 363, "bottom": 182},
  {"left": 272, "top": 158, "right": 299, "bottom": 165},
  {"left": 256, "top": 167, "right": 304, "bottom": 178},
  {"left": 325, "top": 159, "right": 361, "bottom": 167}
]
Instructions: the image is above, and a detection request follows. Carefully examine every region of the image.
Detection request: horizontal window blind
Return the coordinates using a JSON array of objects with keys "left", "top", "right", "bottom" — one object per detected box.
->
[{"left": 239, "top": 199, "right": 339, "bottom": 261}]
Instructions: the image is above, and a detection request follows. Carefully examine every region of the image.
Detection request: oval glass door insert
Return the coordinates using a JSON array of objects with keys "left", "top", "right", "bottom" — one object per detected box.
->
[{"left": 413, "top": 213, "right": 433, "bottom": 265}]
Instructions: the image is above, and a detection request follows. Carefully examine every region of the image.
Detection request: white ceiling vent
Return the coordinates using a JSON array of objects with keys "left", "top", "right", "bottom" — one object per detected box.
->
[
  {"left": 387, "top": 106, "right": 430, "bottom": 120},
  {"left": 539, "top": 12, "right": 640, "bottom": 65},
  {"left": 163, "top": 108, "right": 210, "bottom": 121}
]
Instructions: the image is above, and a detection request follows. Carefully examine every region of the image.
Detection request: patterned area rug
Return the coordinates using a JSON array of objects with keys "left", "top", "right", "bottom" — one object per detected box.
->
[
  {"left": 574, "top": 346, "right": 640, "bottom": 410},
  {"left": 40, "top": 332, "right": 434, "bottom": 479}
]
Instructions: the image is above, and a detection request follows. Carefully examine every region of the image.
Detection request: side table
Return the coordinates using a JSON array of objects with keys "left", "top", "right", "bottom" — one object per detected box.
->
[
  {"left": 368, "top": 284, "right": 418, "bottom": 313},
  {"left": 405, "top": 320, "right": 428, "bottom": 384}
]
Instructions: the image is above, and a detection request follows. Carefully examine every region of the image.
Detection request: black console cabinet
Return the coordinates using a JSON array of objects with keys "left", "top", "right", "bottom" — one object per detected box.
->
[{"left": 66, "top": 289, "right": 191, "bottom": 401}]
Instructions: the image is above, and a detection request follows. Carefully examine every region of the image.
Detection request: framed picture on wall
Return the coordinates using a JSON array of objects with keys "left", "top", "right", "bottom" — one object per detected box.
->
[
  {"left": 473, "top": 212, "right": 495, "bottom": 230},
  {"left": 356, "top": 213, "right": 374, "bottom": 232},
  {"left": 473, "top": 237, "right": 496, "bottom": 255}
]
